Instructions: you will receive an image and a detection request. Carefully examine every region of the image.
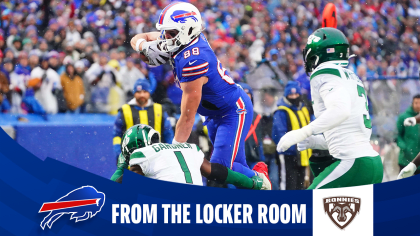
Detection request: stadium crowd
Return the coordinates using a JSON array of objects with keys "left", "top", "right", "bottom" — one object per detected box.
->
[{"left": 0, "top": 0, "right": 420, "bottom": 188}]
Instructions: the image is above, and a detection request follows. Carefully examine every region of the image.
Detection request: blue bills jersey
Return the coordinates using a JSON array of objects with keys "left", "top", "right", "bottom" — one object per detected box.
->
[
  {"left": 170, "top": 34, "right": 256, "bottom": 179},
  {"left": 171, "top": 34, "right": 246, "bottom": 117}
]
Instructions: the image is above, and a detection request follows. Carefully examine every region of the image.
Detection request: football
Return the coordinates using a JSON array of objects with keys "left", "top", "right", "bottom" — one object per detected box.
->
[
  {"left": 140, "top": 41, "right": 170, "bottom": 66},
  {"left": 139, "top": 51, "right": 149, "bottom": 64}
]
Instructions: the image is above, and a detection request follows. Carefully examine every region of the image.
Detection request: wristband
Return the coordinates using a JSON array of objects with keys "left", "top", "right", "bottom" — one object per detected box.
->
[
  {"left": 172, "top": 138, "right": 180, "bottom": 144},
  {"left": 135, "top": 38, "right": 146, "bottom": 52}
]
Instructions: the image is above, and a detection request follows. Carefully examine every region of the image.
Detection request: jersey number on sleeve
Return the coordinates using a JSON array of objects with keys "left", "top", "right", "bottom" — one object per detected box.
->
[
  {"left": 174, "top": 151, "right": 193, "bottom": 184},
  {"left": 357, "top": 85, "right": 372, "bottom": 129}
]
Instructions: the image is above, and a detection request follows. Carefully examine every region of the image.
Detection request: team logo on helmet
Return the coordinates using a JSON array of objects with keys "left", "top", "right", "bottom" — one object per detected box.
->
[
  {"left": 122, "top": 136, "right": 130, "bottom": 152},
  {"left": 324, "top": 196, "right": 361, "bottom": 229},
  {"left": 126, "top": 128, "right": 133, "bottom": 135},
  {"left": 170, "top": 10, "right": 198, "bottom": 23},
  {"left": 307, "top": 35, "right": 321, "bottom": 45}
]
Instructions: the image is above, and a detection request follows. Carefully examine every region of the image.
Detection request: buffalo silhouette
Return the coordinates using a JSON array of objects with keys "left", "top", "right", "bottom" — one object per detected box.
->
[{"left": 40, "top": 186, "right": 105, "bottom": 229}]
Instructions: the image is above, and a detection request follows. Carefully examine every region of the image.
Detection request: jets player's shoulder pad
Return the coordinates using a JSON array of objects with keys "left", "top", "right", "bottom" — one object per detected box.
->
[
  {"left": 194, "top": 144, "right": 201, "bottom": 152},
  {"left": 129, "top": 148, "right": 150, "bottom": 175},
  {"left": 130, "top": 149, "right": 146, "bottom": 160},
  {"left": 179, "top": 58, "right": 209, "bottom": 83},
  {"left": 310, "top": 63, "right": 342, "bottom": 81}
]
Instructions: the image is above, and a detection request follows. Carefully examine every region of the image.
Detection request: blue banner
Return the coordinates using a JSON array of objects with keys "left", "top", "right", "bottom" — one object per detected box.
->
[{"left": 0, "top": 129, "right": 418, "bottom": 235}]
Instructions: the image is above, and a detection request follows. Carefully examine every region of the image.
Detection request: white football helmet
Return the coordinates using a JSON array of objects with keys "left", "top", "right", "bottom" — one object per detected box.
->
[{"left": 156, "top": 2, "right": 203, "bottom": 53}]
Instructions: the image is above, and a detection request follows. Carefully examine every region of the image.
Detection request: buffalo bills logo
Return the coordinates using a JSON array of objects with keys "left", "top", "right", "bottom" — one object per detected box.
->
[
  {"left": 170, "top": 10, "right": 198, "bottom": 23},
  {"left": 236, "top": 108, "right": 247, "bottom": 115},
  {"left": 39, "top": 186, "right": 105, "bottom": 229}
]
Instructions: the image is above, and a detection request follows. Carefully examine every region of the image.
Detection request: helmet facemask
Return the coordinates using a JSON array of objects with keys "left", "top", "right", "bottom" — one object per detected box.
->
[
  {"left": 157, "top": 23, "right": 202, "bottom": 53},
  {"left": 303, "top": 48, "right": 319, "bottom": 75},
  {"left": 157, "top": 28, "right": 184, "bottom": 53}
]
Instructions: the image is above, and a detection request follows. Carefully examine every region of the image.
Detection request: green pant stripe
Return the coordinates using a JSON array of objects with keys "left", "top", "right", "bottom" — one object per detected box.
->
[
  {"left": 315, "top": 159, "right": 354, "bottom": 189},
  {"left": 307, "top": 156, "right": 383, "bottom": 190}
]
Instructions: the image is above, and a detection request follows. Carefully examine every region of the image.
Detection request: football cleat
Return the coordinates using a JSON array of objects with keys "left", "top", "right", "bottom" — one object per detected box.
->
[
  {"left": 252, "top": 162, "right": 272, "bottom": 190},
  {"left": 251, "top": 176, "right": 263, "bottom": 190}
]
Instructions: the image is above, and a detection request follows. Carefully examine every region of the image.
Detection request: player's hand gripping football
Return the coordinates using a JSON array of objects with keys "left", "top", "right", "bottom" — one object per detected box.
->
[
  {"left": 277, "top": 126, "right": 312, "bottom": 153},
  {"left": 141, "top": 41, "right": 170, "bottom": 66},
  {"left": 397, "top": 162, "right": 417, "bottom": 179},
  {"left": 404, "top": 117, "right": 417, "bottom": 126}
]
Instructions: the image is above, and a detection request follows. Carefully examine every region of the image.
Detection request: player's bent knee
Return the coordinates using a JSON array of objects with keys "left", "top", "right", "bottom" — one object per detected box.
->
[{"left": 208, "top": 163, "right": 228, "bottom": 183}]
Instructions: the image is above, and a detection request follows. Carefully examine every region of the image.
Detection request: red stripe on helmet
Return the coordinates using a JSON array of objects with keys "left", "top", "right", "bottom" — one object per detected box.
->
[
  {"left": 158, "top": 2, "right": 181, "bottom": 24},
  {"left": 173, "top": 12, "right": 197, "bottom": 19}
]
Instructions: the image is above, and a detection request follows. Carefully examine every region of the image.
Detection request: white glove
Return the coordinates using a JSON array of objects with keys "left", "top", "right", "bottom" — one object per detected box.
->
[
  {"left": 141, "top": 41, "right": 170, "bottom": 66},
  {"left": 404, "top": 117, "right": 417, "bottom": 126},
  {"left": 398, "top": 162, "right": 417, "bottom": 179},
  {"left": 277, "top": 126, "right": 312, "bottom": 153},
  {"left": 297, "top": 137, "right": 312, "bottom": 151}
]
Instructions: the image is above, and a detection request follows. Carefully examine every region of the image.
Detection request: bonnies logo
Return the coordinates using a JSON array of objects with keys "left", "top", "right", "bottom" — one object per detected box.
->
[{"left": 323, "top": 196, "right": 360, "bottom": 229}]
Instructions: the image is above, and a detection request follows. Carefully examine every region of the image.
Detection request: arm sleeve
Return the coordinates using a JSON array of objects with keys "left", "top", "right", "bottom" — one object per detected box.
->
[
  {"left": 396, "top": 115, "right": 406, "bottom": 150},
  {"left": 179, "top": 58, "right": 209, "bottom": 83},
  {"left": 110, "top": 154, "right": 128, "bottom": 182},
  {"left": 162, "top": 112, "right": 175, "bottom": 143},
  {"left": 308, "top": 77, "right": 351, "bottom": 134},
  {"left": 272, "top": 110, "right": 288, "bottom": 145},
  {"left": 110, "top": 167, "right": 124, "bottom": 182}
]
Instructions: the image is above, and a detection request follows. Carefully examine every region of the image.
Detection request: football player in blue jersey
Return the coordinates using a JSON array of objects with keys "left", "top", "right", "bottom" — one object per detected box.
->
[{"left": 130, "top": 2, "right": 271, "bottom": 189}]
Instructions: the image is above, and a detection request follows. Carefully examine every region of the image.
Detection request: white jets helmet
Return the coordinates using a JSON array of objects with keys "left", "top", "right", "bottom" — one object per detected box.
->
[{"left": 156, "top": 2, "right": 203, "bottom": 53}]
